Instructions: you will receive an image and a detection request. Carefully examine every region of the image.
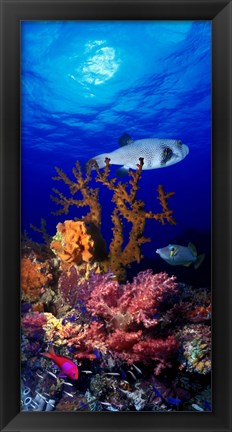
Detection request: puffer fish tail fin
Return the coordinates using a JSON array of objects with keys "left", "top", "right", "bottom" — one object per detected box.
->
[
  {"left": 118, "top": 133, "right": 134, "bottom": 147},
  {"left": 188, "top": 242, "right": 197, "bottom": 256},
  {"left": 194, "top": 253, "right": 206, "bottom": 269},
  {"left": 92, "top": 153, "right": 110, "bottom": 169},
  {"left": 116, "top": 166, "right": 129, "bottom": 177}
]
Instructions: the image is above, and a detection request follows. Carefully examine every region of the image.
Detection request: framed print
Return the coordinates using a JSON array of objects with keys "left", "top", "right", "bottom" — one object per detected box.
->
[{"left": 0, "top": 1, "right": 231, "bottom": 432}]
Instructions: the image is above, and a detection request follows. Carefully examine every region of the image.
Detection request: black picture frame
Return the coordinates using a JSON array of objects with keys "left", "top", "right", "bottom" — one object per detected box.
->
[{"left": 0, "top": 0, "right": 231, "bottom": 431}]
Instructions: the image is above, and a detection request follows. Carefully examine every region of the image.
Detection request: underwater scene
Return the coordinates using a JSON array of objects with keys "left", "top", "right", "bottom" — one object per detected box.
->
[{"left": 21, "top": 21, "right": 211, "bottom": 412}]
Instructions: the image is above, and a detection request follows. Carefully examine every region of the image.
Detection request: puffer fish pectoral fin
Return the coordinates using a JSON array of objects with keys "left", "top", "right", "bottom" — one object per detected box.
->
[
  {"left": 116, "top": 166, "right": 130, "bottom": 177},
  {"left": 161, "top": 146, "right": 173, "bottom": 165},
  {"left": 188, "top": 242, "right": 197, "bottom": 257},
  {"left": 183, "top": 262, "right": 192, "bottom": 267},
  {"left": 194, "top": 253, "right": 205, "bottom": 269},
  {"left": 118, "top": 133, "right": 134, "bottom": 147}
]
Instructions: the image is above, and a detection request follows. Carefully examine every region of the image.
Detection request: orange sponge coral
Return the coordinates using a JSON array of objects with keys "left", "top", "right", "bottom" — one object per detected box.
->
[
  {"left": 50, "top": 220, "right": 94, "bottom": 266},
  {"left": 21, "top": 257, "right": 50, "bottom": 302}
]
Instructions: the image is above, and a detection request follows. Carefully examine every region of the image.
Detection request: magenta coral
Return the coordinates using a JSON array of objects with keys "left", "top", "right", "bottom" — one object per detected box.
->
[
  {"left": 21, "top": 312, "right": 47, "bottom": 338},
  {"left": 107, "top": 331, "right": 178, "bottom": 365}
]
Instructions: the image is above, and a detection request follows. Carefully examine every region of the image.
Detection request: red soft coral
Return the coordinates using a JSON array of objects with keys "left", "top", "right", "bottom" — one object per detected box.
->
[{"left": 87, "top": 270, "right": 178, "bottom": 330}]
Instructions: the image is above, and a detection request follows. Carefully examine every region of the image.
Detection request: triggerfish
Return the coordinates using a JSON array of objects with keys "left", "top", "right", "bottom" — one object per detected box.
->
[
  {"left": 90, "top": 133, "right": 189, "bottom": 176},
  {"left": 41, "top": 346, "right": 79, "bottom": 380},
  {"left": 156, "top": 243, "right": 205, "bottom": 269}
]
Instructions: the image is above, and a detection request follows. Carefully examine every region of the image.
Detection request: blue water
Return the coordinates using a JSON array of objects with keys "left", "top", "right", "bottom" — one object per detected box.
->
[{"left": 21, "top": 21, "right": 211, "bottom": 285}]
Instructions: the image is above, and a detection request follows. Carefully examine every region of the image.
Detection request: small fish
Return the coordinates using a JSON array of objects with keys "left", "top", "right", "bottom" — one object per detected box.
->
[
  {"left": 47, "top": 371, "right": 58, "bottom": 379},
  {"left": 132, "top": 364, "right": 142, "bottom": 374},
  {"left": 167, "top": 397, "right": 182, "bottom": 406},
  {"left": 41, "top": 345, "right": 79, "bottom": 380},
  {"left": 156, "top": 243, "right": 205, "bottom": 269},
  {"left": 92, "top": 316, "right": 98, "bottom": 322},
  {"left": 100, "top": 401, "right": 112, "bottom": 406},
  {"left": 81, "top": 306, "right": 87, "bottom": 314},
  {"left": 36, "top": 372, "right": 44, "bottom": 379},
  {"left": 192, "top": 403, "right": 204, "bottom": 411},
  {"left": 69, "top": 316, "right": 76, "bottom": 322},
  {"left": 204, "top": 400, "right": 211, "bottom": 411},
  {"left": 93, "top": 348, "right": 101, "bottom": 359},
  {"left": 90, "top": 133, "right": 189, "bottom": 176},
  {"left": 106, "top": 406, "right": 119, "bottom": 411},
  {"left": 64, "top": 381, "right": 73, "bottom": 387},
  {"left": 128, "top": 370, "right": 136, "bottom": 380},
  {"left": 152, "top": 386, "right": 163, "bottom": 399},
  {"left": 104, "top": 372, "right": 120, "bottom": 376},
  {"left": 64, "top": 391, "right": 74, "bottom": 398},
  {"left": 81, "top": 370, "right": 93, "bottom": 374}
]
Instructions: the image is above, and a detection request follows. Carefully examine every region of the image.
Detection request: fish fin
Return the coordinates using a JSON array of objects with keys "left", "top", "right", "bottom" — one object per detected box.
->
[
  {"left": 58, "top": 373, "right": 67, "bottom": 378},
  {"left": 41, "top": 345, "right": 56, "bottom": 359},
  {"left": 49, "top": 345, "right": 56, "bottom": 356},
  {"left": 194, "top": 253, "right": 205, "bottom": 269},
  {"left": 91, "top": 154, "right": 109, "bottom": 169},
  {"left": 116, "top": 166, "right": 129, "bottom": 177},
  {"left": 188, "top": 242, "right": 197, "bottom": 256},
  {"left": 183, "top": 262, "right": 192, "bottom": 267},
  {"left": 118, "top": 133, "right": 134, "bottom": 147},
  {"left": 40, "top": 352, "right": 53, "bottom": 360}
]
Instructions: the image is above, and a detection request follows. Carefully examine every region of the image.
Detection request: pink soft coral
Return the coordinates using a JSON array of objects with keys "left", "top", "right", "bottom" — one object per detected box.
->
[{"left": 87, "top": 270, "right": 178, "bottom": 330}]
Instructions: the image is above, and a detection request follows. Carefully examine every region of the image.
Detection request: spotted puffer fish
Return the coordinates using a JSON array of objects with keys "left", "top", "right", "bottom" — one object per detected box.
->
[
  {"left": 91, "top": 133, "right": 189, "bottom": 175},
  {"left": 156, "top": 243, "right": 205, "bottom": 269}
]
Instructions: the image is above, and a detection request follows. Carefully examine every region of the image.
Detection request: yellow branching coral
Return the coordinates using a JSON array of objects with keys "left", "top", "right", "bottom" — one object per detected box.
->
[
  {"left": 42, "top": 312, "right": 81, "bottom": 346},
  {"left": 51, "top": 161, "right": 101, "bottom": 227},
  {"left": 93, "top": 158, "right": 176, "bottom": 280},
  {"left": 51, "top": 158, "right": 176, "bottom": 280},
  {"left": 50, "top": 220, "right": 94, "bottom": 267}
]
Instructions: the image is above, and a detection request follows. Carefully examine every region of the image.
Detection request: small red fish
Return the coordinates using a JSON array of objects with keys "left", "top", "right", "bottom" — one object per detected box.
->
[{"left": 41, "top": 346, "right": 79, "bottom": 380}]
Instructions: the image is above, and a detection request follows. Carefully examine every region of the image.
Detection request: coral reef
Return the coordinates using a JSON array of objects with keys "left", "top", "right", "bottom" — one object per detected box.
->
[
  {"left": 21, "top": 159, "right": 211, "bottom": 412},
  {"left": 21, "top": 311, "right": 47, "bottom": 339},
  {"left": 177, "top": 324, "right": 211, "bottom": 374},
  {"left": 57, "top": 263, "right": 101, "bottom": 309},
  {"left": 50, "top": 220, "right": 95, "bottom": 268},
  {"left": 86, "top": 270, "right": 178, "bottom": 330},
  {"left": 21, "top": 257, "right": 52, "bottom": 302},
  {"left": 51, "top": 160, "right": 102, "bottom": 227},
  {"left": 51, "top": 158, "right": 176, "bottom": 280}
]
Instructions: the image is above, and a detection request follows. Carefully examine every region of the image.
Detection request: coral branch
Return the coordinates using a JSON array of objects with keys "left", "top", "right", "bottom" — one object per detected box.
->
[
  {"left": 51, "top": 161, "right": 101, "bottom": 227},
  {"left": 51, "top": 158, "right": 176, "bottom": 280}
]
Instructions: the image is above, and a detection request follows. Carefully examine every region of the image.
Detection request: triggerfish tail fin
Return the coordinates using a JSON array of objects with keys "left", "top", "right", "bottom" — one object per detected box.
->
[
  {"left": 118, "top": 133, "right": 134, "bottom": 147},
  {"left": 116, "top": 166, "right": 129, "bottom": 177},
  {"left": 194, "top": 253, "right": 206, "bottom": 269},
  {"left": 41, "top": 345, "right": 56, "bottom": 359},
  {"left": 188, "top": 242, "right": 197, "bottom": 256}
]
